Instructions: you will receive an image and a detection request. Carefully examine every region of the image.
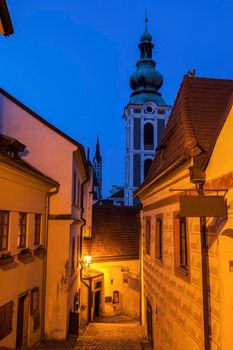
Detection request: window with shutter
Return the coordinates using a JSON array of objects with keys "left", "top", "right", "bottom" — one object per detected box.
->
[{"left": 0, "top": 301, "right": 13, "bottom": 340}]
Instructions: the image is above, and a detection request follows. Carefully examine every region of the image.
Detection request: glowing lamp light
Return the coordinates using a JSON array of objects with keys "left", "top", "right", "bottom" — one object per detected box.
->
[{"left": 83, "top": 255, "right": 92, "bottom": 267}]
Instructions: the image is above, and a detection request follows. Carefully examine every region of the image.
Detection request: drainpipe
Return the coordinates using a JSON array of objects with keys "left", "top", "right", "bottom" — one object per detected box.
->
[
  {"left": 197, "top": 183, "right": 210, "bottom": 350},
  {"left": 137, "top": 211, "right": 143, "bottom": 325},
  {"left": 41, "top": 185, "right": 59, "bottom": 341},
  {"left": 79, "top": 176, "right": 90, "bottom": 323}
]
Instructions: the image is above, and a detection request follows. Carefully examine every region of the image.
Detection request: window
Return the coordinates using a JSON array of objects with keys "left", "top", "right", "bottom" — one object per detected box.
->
[
  {"left": 180, "top": 217, "right": 188, "bottom": 269},
  {"left": 95, "top": 281, "right": 102, "bottom": 289},
  {"left": 155, "top": 215, "right": 163, "bottom": 261},
  {"left": 144, "top": 158, "right": 153, "bottom": 179},
  {"left": 145, "top": 105, "right": 153, "bottom": 113},
  {"left": 72, "top": 170, "right": 77, "bottom": 204},
  {"left": 0, "top": 211, "right": 9, "bottom": 251},
  {"left": 71, "top": 237, "right": 75, "bottom": 273},
  {"left": 0, "top": 301, "right": 13, "bottom": 341},
  {"left": 113, "top": 291, "right": 119, "bottom": 304},
  {"left": 145, "top": 219, "right": 151, "bottom": 255},
  {"left": 34, "top": 214, "right": 41, "bottom": 245},
  {"left": 144, "top": 123, "right": 154, "bottom": 150},
  {"left": 157, "top": 109, "right": 165, "bottom": 115},
  {"left": 18, "top": 213, "right": 27, "bottom": 248},
  {"left": 77, "top": 179, "right": 80, "bottom": 206},
  {"left": 30, "top": 288, "right": 40, "bottom": 332},
  {"left": 76, "top": 234, "right": 80, "bottom": 267},
  {"left": 174, "top": 213, "right": 189, "bottom": 275}
]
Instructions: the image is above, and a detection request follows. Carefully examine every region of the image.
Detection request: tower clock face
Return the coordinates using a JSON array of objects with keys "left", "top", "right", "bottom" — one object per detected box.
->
[{"left": 145, "top": 106, "right": 153, "bottom": 113}]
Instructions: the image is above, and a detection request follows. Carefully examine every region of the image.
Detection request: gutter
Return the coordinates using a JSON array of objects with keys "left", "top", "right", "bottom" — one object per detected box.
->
[
  {"left": 79, "top": 175, "right": 90, "bottom": 322},
  {"left": 137, "top": 211, "right": 143, "bottom": 325},
  {"left": 41, "top": 184, "right": 60, "bottom": 341}
]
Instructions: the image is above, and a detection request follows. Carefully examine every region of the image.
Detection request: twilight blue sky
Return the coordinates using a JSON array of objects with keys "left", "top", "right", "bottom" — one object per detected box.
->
[{"left": 0, "top": 0, "right": 233, "bottom": 195}]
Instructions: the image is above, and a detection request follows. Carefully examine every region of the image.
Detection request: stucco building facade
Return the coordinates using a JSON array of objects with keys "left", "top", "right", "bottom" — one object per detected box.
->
[
  {"left": 0, "top": 135, "right": 58, "bottom": 348},
  {"left": 81, "top": 206, "right": 140, "bottom": 325},
  {"left": 0, "top": 89, "right": 92, "bottom": 343},
  {"left": 136, "top": 76, "right": 233, "bottom": 350}
]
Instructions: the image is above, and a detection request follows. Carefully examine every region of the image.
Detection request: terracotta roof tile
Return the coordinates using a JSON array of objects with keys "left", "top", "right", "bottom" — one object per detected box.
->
[
  {"left": 83, "top": 206, "right": 140, "bottom": 261},
  {"left": 136, "top": 76, "right": 233, "bottom": 194}
]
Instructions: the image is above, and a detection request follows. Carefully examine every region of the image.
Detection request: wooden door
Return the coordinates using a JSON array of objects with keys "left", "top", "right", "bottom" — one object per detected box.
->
[
  {"left": 16, "top": 294, "right": 28, "bottom": 348},
  {"left": 94, "top": 290, "right": 101, "bottom": 318},
  {"left": 69, "top": 311, "right": 79, "bottom": 335},
  {"left": 146, "top": 300, "right": 153, "bottom": 345}
]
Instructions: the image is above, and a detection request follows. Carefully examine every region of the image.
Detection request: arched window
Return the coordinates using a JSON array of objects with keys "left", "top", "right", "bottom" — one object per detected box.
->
[
  {"left": 144, "top": 123, "right": 154, "bottom": 150},
  {"left": 144, "top": 158, "right": 153, "bottom": 179}
]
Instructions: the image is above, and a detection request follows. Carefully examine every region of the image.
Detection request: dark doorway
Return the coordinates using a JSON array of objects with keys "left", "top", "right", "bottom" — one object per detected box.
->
[
  {"left": 16, "top": 294, "right": 28, "bottom": 348},
  {"left": 69, "top": 311, "right": 79, "bottom": 336},
  {"left": 94, "top": 290, "right": 101, "bottom": 318},
  {"left": 146, "top": 300, "right": 153, "bottom": 345}
]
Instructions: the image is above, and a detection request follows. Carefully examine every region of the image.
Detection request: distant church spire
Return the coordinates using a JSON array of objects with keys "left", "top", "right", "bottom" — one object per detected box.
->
[
  {"left": 95, "top": 136, "right": 101, "bottom": 163},
  {"left": 93, "top": 137, "right": 102, "bottom": 201}
]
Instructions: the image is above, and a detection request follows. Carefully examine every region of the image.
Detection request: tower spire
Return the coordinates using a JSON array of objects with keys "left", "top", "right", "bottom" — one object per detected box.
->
[
  {"left": 93, "top": 136, "right": 102, "bottom": 201},
  {"left": 145, "top": 11, "right": 148, "bottom": 32},
  {"left": 95, "top": 136, "right": 101, "bottom": 162}
]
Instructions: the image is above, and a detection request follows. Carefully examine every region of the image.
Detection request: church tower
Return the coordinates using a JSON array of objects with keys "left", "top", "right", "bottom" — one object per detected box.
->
[
  {"left": 124, "top": 17, "right": 171, "bottom": 206},
  {"left": 93, "top": 137, "right": 102, "bottom": 201}
]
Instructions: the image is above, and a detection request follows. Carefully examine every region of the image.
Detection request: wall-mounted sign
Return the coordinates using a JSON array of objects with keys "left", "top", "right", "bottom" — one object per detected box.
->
[{"left": 180, "top": 195, "right": 227, "bottom": 217}]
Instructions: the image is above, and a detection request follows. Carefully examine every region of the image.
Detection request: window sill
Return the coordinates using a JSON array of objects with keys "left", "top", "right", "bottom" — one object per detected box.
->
[
  {"left": 18, "top": 248, "right": 33, "bottom": 262},
  {"left": 175, "top": 266, "right": 189, "bottom": 276},
  {"left": 0, "top": 254, "right": 14, "bottom": 266},
  {"left": 154, "top": 257, "right": 163, "bottom": 264},
  {"left": 34, "top": 246, "right": 46, "bottom": 258}
]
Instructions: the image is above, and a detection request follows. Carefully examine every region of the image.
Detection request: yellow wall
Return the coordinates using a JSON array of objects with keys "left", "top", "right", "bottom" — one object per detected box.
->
[
  {"left": 205, "top": 104, "right": 233, "bottom": 350},
  {"left": 0, "top": 94, "right": 76, "bottom": 214},
  {"left": 91, "top": 260, "right": 140, "bottom": 318},
  {"left": 0, "top": 161, "right": 51, "bottom": 349},
  {"left": 206, "top": 105, "right": 233, "bottom": 181},
  {"left": 140, "top": 166, "right": 213, "bottom": 350},
  {"left": 0, "top": 94, "right": 90, "bottom": 340},
  {"left": 139, "top": 102, "right": 233, "bottom": 350}
]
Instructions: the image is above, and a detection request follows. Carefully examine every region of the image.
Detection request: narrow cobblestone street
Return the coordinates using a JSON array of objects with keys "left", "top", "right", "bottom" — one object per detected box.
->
[{"left": 33, "top": 323, "right": 145, "bottom": 350}]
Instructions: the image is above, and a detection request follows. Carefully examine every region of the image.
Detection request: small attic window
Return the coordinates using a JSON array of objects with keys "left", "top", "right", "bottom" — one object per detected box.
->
[
  {"left": 145, "top": 106, "right": 153, "bottom": 113},
  {"left": 157, "top": 109, "right": 165, "bottom": 115}
]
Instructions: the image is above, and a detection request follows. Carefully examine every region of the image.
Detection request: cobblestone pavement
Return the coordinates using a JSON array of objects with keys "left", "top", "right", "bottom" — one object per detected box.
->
[{"left": 33, "top": 322, "right": 145, "bottom": 350}]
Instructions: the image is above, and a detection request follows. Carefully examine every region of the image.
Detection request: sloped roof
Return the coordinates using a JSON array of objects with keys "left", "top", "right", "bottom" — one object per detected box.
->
[
  {"left": 135, "top": 76, "right": 233, "bottom": 195},
  {"left": 83, "top": 206, "right": 140, "bottom": 261},
  {"left": 0, "top": 150, "right": 59, "bottom": 187},
  {"left": 0, "top": 0, "right": 14, "bottom": 36},
  {"left": 0, "top": 88, "right": 89, "bottom": 178},
  {"left": 110, "top": 188, "right": 124, "bottom": 198}
]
